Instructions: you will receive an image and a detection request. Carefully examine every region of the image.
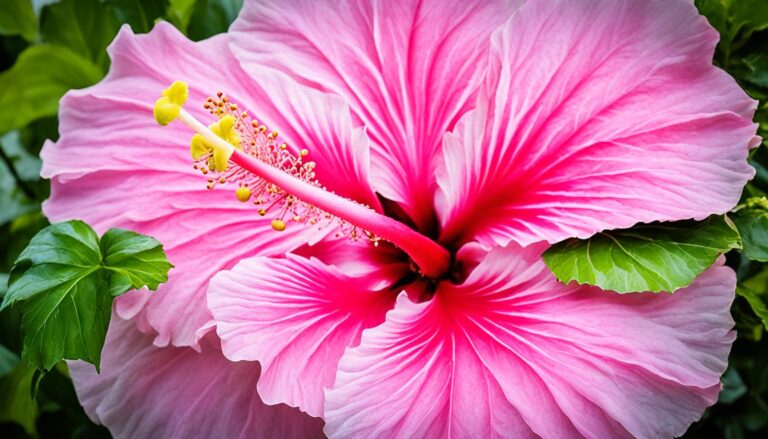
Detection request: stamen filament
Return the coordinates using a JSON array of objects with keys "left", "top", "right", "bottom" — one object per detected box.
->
[{"left": 177, "top": 109, "right": 451, "bottom": 278}]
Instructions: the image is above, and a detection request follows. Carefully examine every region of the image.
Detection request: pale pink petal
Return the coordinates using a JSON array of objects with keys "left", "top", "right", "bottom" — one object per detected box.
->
[
  {"left": 42, "top": 23, "right": 377, "bottom": 346},
  {"left": 325, "top": 245, "right": 734, "bottom": 438},
  {"left": 69, "top": 317, "right": 325, "bottom": 439},
  {"left": 437, "top": 0, "right": 757, "bottom": 247},
  {"left": 208, "top": 251, "right": 405, "bottom": 417},
  {"left": 230, "top": 0, "right": 521, "bottom": 230}
]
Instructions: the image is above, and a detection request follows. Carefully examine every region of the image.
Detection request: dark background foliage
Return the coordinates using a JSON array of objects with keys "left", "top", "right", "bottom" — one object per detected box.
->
[{"left": 0, "top": 0, "right": 766, "bottom": 437}]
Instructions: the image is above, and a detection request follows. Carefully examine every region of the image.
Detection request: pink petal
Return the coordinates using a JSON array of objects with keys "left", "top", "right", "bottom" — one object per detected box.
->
[
  {"left": 230, "top": 0, "right": 521, "bottom": 230},
  {"left": 208, "top": 250, "right": 405, "bottom": 417},
  {"left": 69, "top": 317, "right": 325, "bottom": 439},
  {"left": 42, "top": 23, "right": 377, "bottom": 347},
  {"left": 437, "top": 0, "right": 757, "bottom": 247},
  {"left": 325, "top": 245, "right": 735, "bottom": 438}
]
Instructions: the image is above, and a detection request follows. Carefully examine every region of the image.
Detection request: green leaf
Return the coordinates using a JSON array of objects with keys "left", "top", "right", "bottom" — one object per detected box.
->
[
  {"left": 105, "top": 0, "right": 170, "bottom": 34},
  {"left": 0, "top": 159, "right": 37, "bottom": 225},
  {"left": 166, "top": 0, "right": 196, "bottom": 32},
  {"left": 720, "top": 368, "right": 748, "bottom": 404},
  {"left": 733, "top": 197, "right": 768, "bottom": 262},
  {"left": 744, "top": 53, "right": 768, "bottom": 88},
  {"left": 0, "top": 274, "right": 8, "bottom": 298},
  {"left": 0, "top": 362, "right": 38, "bottom": 436},
  {"left": 186, "top": 0, "right": 242, "bottom": 41},
  {"left": 40, "top": 0, "right": 120, "bottom": 68},
  {"left": 696, "top": 0, "right": 728, "bottom": 36},
  {"left": 99, "top": 228, "right": 173, "bottom": 296},
  {"left": 0, "top": 44, "right": 103, "bottom": 134},
  {"left": 0, "top": 0, "right": 38, "bottom": 41},
  {"left": 1, "top": 131, "right": 41, "bottom": 181},
  {"left": 2, "top": 213, "right": 49, "bottom": 271},
  {"left": 0, "top": 344, "right": 19, "bottom": 376},
  {"left": 543, "top": 216, "right": 741, "bottom": 293},
  {"left": 738, "top": 268, "right": 768, "bottom": 331},
  {"left": 0, "top": 220, "right": 173, "bottom": 370},
  {"left": 0, "top": 131, "right": 47, "bottom": 226},
  {"left": 738, "top": 285, "right": 768, "bottom": 331},
  {"left": 729, "top": 0, "right": 768, "bottom": 36},
  {"left": 697, "top": 0, "right": 768, "bottom": 40}
]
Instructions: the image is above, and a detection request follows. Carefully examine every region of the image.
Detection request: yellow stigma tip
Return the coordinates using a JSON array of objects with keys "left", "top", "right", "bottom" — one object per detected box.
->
[
  {"left": 154, "top": 81, "right": 188, "bottom": 126},
  {"left": 271, "top": 219, "right": 286, "bottom": 232}
]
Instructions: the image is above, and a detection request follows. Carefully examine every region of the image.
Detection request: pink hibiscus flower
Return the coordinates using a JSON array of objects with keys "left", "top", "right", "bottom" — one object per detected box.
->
[{"left": 41, "top": 0, "right": 758, "bottom": 437}]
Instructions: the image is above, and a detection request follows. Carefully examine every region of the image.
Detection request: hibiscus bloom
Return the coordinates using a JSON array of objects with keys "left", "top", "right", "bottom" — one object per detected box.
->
[{"left": 42, "top": 0, "right": 757, "bottom": 437}]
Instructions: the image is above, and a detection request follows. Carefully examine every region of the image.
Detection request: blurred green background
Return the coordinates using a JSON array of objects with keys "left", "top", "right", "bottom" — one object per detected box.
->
[{"left": 0, "top": 0, "right": 767, "bottom": 437}]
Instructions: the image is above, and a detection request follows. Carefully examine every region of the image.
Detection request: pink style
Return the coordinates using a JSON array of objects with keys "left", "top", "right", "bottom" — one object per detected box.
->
[{"left": 41, "top": 0, "right": 757, "bottom": 438}]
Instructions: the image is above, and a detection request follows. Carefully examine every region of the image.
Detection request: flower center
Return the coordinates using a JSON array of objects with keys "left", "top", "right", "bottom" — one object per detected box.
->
[{"left": 154, "top": 81, "right": 451, "bottom": 279}]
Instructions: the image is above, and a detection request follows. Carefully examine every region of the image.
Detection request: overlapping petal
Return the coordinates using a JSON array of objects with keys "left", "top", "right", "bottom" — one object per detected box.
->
[
  {"left": 230, "top": 0, "right": 521, "bottom": 230},
  {"left": 437, "top": 0, "right": 757, "bottom": 247},
  {"left": 42, "top": 22, "right": 378, "bottom": 347},
  {"left": 69, "top": 317, "right": 325, "bottom": 439},
  {"left": 208, "top": 250, "right": 405, "bottom": 417},
  {"left": 324, "top": 245, "right": 735, "bottom": 438}
]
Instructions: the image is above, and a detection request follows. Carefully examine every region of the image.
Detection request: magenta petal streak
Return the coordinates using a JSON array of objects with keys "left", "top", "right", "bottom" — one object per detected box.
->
[
  {"left": 437, "top": 0, "right": 756, "bottom": 247},
  {"left": 324, "top": 246, "right": 735, "bottom": 438}
]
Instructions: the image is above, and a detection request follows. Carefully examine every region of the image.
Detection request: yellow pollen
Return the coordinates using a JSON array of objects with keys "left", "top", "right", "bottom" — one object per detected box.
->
[
  {"left": 235, "top": 186, "right": 251, "bottom": 202},
  {"left": 258, "top": 209, "right": 267, "bottom": 216},
  {"left": 271, "top": 219, "right": 286, "bottom": 231},
  {"left": 300, "top": 149, "right": 309, "bottom": 156}
]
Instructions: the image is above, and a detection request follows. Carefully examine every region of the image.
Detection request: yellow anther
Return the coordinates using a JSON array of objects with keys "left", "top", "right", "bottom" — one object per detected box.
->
[
  {"left": 154, "top": 81, "right": 188, "bottom": 126},
  {"left": 258, "top": 209, "right": 267, "bottom": 216},
  {"left": 300, "top": 149, "right": 309, "bottom": 156},
  {"left": 271, "top": 219, "right": 286, "bottom": 232},
  {"left": 235, "top": 186, "right": 251, "bottom": 202}
]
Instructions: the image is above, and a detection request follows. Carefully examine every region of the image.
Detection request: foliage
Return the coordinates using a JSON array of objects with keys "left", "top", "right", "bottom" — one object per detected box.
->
[
  {"left": 0, "top": 0, "right": 766, "bottom": 437},
  {"left": 543, "top": 216, "right": 741, "bottom": 293},
  {"left": 1, "top": 221, "right": 172, "bottom": 371},
  {"left": 733, "top": 197, "right": 768, "bottom": 262}
]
